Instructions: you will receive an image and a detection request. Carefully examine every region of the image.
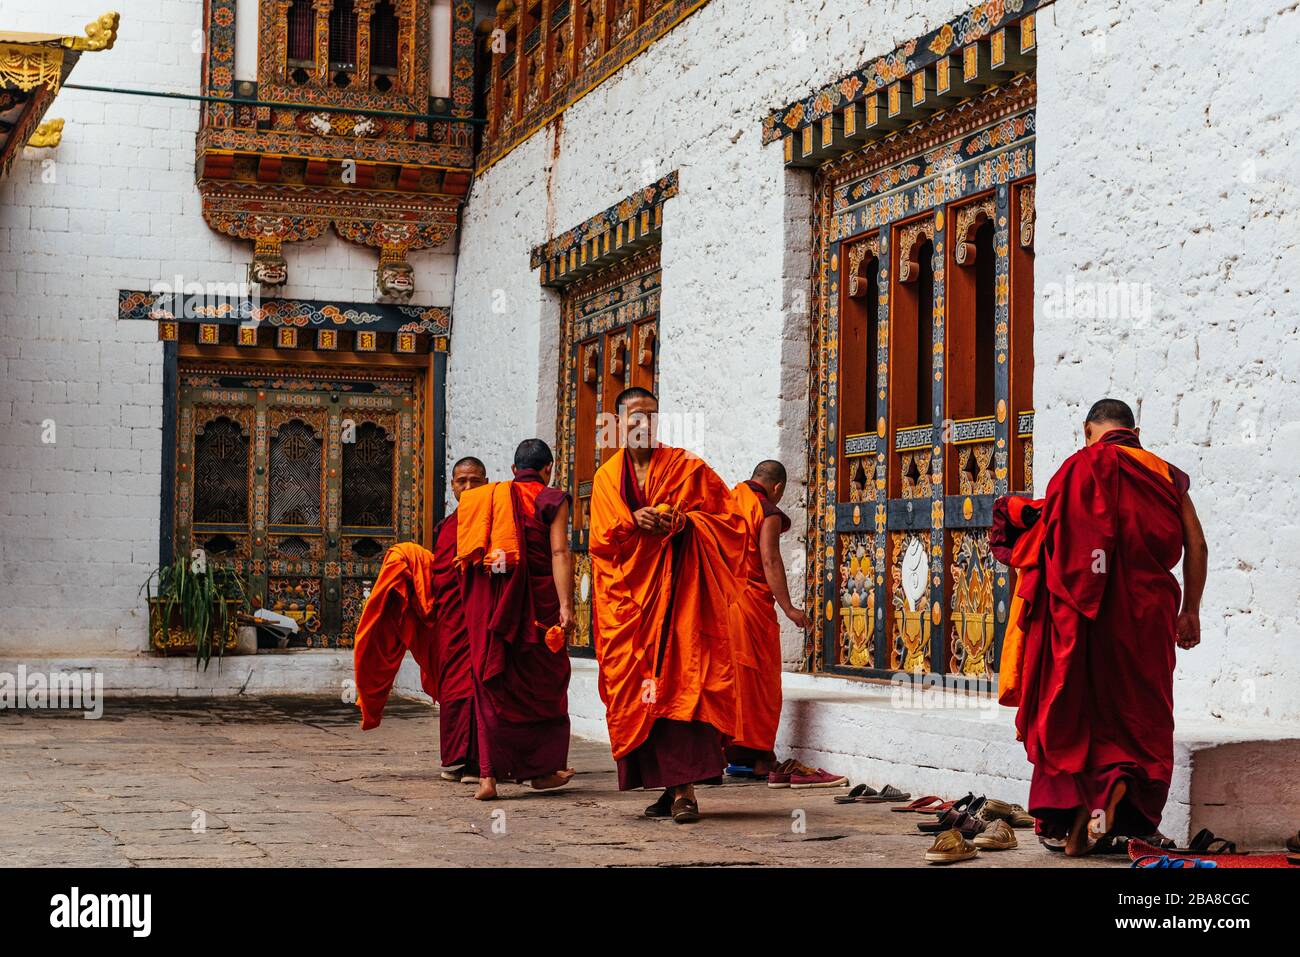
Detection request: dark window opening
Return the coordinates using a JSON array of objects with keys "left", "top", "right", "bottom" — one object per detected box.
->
[
  {"left": 329, "top": 0, "right": 358, "bottom": 69},
  {"left": 973, "top": 219, "right": 996, "bottom": 417},
  {"left": 914, "top": 239, "right": 934, "bottom": 426},
  {"left": 371, "top": 1, "right": 399, "bottom": 71},
  {"left": 865, "top": 262, "right": 879, "bottom": 427},
  {"left": 287, "top": 0, "right": 315, "bottom": 65}
]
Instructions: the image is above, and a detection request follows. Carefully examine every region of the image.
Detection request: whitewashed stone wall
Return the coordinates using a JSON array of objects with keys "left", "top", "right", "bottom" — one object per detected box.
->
[
  {"left": 0, "top": 0, "right": 454, "bottom": 656},
  {"left": 448, "top": 0, "right": 1300, "bottom": 723}
]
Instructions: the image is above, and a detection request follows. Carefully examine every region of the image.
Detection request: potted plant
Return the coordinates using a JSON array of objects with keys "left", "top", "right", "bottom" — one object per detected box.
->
[{"left": 142, "top": 559, "right": 248, "bottom": 668}]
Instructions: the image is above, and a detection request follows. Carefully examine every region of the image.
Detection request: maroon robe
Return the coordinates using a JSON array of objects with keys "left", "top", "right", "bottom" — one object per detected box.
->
[
  {"left": 1016, "top": 428, "right": 1190, "bottom": 838},
  {"left": 432, "top": 512, "right": 475, "bottom": 769},
  {"left": 461, "top": 472, "right": 571, "bottom": 781},
  {"left": 612, "top": 451, "right": 725, "bottom": 790}
]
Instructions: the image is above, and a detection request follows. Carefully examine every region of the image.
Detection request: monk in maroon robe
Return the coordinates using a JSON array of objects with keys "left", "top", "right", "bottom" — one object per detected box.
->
[
  {"left": 457, "top": 439, "right": 575, "bottom": 801},
  {"left": 1006, "top": 398, "right": 1207, "bottom": 855},
  {"left": 432, "top": 456, "right": 488, "bottom": 782}
]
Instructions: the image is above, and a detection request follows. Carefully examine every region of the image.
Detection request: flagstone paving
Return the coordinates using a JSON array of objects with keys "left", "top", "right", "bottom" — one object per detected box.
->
[{"left": 0, "top": 696, "right": 1121, "bottom": 868}]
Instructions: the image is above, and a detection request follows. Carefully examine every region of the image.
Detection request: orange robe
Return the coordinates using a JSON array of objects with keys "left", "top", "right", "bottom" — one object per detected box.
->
[
  {"left": 725, "top": 480, "right": 790, "bottom": 758},
  {"left": 588, "top": 446, "right": 745, "bottom": 789},
  {"left": 352, "top": 542, "right": 439, "bottom": 730}
]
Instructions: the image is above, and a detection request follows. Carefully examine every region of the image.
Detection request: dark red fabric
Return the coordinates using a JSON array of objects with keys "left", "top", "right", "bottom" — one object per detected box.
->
[
  {"left": 990, "top": 495, "right": 1044, "bottom": 565},
  {"left": 617, "top": 718, "right": 724, "bottom": 790},
  {"left": 612, "top": 451, "right": 728, "bottom": 790},
  {"left": 743, "top": 479, "right": 791, "bottom": 532},
  {"left": 1016, "top": 431, "right": 1187, "bottom": 838},
  {"left": 461, "top": 476, "right": 571, "bottom": 781},
  {"left": 433, "top": 513, "right": 475, "bottom": 767}
]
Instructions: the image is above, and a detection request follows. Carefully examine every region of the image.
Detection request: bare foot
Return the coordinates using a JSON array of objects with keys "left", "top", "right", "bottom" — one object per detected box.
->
[
  {"left": 530, "top": 768, "right": 576, "bottom": 791},
  {"left": 474, "top": 776, "right": 498, "bottom": 801},
  {"left": 678, "top": 783, "right": 696, "bottom": 803},
  {"left": 1064, "top": 805, "right": 1093, "bottom": 857},
  {"left": 1090, "top": 780, "right": 1128, "bottom": 842}
]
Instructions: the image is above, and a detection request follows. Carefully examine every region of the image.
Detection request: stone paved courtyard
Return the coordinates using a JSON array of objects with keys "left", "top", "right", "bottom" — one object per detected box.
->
[{"left": 0, "top": 696, "right": 1122, "bottom": 868}]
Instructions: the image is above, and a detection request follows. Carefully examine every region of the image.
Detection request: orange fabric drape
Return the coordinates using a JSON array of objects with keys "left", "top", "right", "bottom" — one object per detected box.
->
[
  {"left": 725, "top": 481, "right": 783, "bottom": 753},
  {"left": 996, "top": 504, "right": 1046, "bottom": 709},
  {"left": 588, "top": 447, "right": 746, "bottom": 760},
  {"left": 454, "top": 481, "right": 520, "bottom": 573},
  {"left": 352, "top": 542, "right": 439, "bottom": 730}
]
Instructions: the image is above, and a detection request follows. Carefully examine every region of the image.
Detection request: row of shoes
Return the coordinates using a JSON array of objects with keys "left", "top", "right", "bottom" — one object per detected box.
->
[
  {"left": 724, "top": 759, "right": 851, "bottom": 789},
  {"left": 918, "top": 795, "right": 1032, "bottom": 864}
]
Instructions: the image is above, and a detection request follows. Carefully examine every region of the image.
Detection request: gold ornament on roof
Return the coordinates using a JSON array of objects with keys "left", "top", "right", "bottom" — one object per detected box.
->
[
  {"left": 28, "top": 117, "right": 64, "bottom": 147},
  {"left": 66, "top": 12, "right": 120, "bottom": 52}
]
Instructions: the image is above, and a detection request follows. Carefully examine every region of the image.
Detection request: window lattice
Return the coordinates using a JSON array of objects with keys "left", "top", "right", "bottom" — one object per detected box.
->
[
  {"left": 269, "top": 420, "right": 322, "bottom": 526},
  {"left": 193, "top": 417, "right": 249, "bottom": 525},
  {"left": 329, "top": 0, "right": 358, "bottom": 66},
  {"left": 287, "top": 0, "right": 315, "bottom": 62},
  {"left": 342, "top": 422, "right": 395, "bottom": 527}
]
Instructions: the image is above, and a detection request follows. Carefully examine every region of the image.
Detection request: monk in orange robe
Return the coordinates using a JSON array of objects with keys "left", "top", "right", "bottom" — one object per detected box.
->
[
  {"left": 432, "top": 456, "right": 488, "bottom": 782},
  {"left": 1004, "top": 399, "right": 1207, "bottom": 856},
  {"left": 588, "top": 387, "right": 745, "bottom": 824},
  {"left": 724, "top": 460, "right": 808, "bottom": 777},
  {"left": 457, "top": 439, "right": 575, "bottom": 801}
]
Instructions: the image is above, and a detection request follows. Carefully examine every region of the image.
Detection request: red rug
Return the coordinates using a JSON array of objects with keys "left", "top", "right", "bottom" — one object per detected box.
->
[{"left": 1128, "top": 838, "right": 1300, "bottom": 869}]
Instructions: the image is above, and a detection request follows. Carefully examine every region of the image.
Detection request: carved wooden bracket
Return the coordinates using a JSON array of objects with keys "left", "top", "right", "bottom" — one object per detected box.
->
[
  {"left": 953, "top": 198, "right": 996, "bottom": 266},
  {"left": 897, "top": 219, "right": 936, "bottom": 284},
  {"left": 1019, "top": 184, "right": 1035, "bottom": 250},
  {"left": 847, "top": 235, "right": 881, "bottom": 298}
]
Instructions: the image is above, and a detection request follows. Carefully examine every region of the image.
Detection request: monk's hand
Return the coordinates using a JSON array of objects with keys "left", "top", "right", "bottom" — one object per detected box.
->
[
  {"left": 559, "top": 606, "right": 576, "bottom": 635},
  {"left": 1176, "top": 609, "right": 1201, "bottom": 649},
  {"left": 633, "top": 507, "right": 671, "bottom": 534},
  {"left": 783, "top": 606, "right": 809, "bottom": 630}
]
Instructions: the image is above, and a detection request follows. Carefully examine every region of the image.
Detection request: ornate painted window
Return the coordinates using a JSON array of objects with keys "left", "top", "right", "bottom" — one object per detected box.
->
[
  {"left": 328, "top": 0, "right": 360, "bottom": 82},
  {"left": 196, "top": 1, "right": 477, "bottom": 297},
  {"left": 767, "top": 4, "right": 1040, "bottom": 687},
  {"left": 479, "top": 0, "right": 712, "bottom": 172},
  {"left": 286, "top": 0, "right": 315, "bottom": 75},
  {"left": 172, "top": 363, "right": 425, "bottom": 648},
  {"left": 534, "top": 173, "right": 679, "bottom": 657}
]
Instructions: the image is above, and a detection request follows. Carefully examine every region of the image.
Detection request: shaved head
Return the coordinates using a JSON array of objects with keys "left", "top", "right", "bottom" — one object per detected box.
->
[
  {"left": 452, "top": 455, "right": 486, "bottom": 475},
  {"left": 450, "top": 455, "right": 487, "bottom": 502},
  {"left": 513, "top": 438, "right": 554, "bottom": 471},
  {"left": 615, "top": 386, "right": 656, "bottom": 414},
  {"left": 750, "top": 459, "right": 789, "bottom": 504},
  {"left": 1086, "top": 398, "right": 1136, "bottom": 429}
]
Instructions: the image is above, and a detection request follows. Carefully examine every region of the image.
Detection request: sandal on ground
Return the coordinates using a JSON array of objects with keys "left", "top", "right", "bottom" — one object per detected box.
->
[
  {"left": 980, "top": 798, "right": 1035, "bottom": 828},
  {"left": 891, "top": 795, "right": 945, "bottom": 813},
  {"left": 973, "top": 819, "right": 1019, "bottom": 850},
  {"left": 856, "top": 784, "right": 912, "bottom": 803},
  {"left": 671, "top": 796, "right": 701, "bottom": 824},
  {"left": 833, "top": 783, "right": 879, "bottom": 804},
  {"left": 1187, "top": 827, "right": 1238, "bottom": 855},
  {"left": 919, "top": 810, "right": 986, "bottom": 838},
  {"left": 925, "top": 828, "right": 979, "bottom": 865}
]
